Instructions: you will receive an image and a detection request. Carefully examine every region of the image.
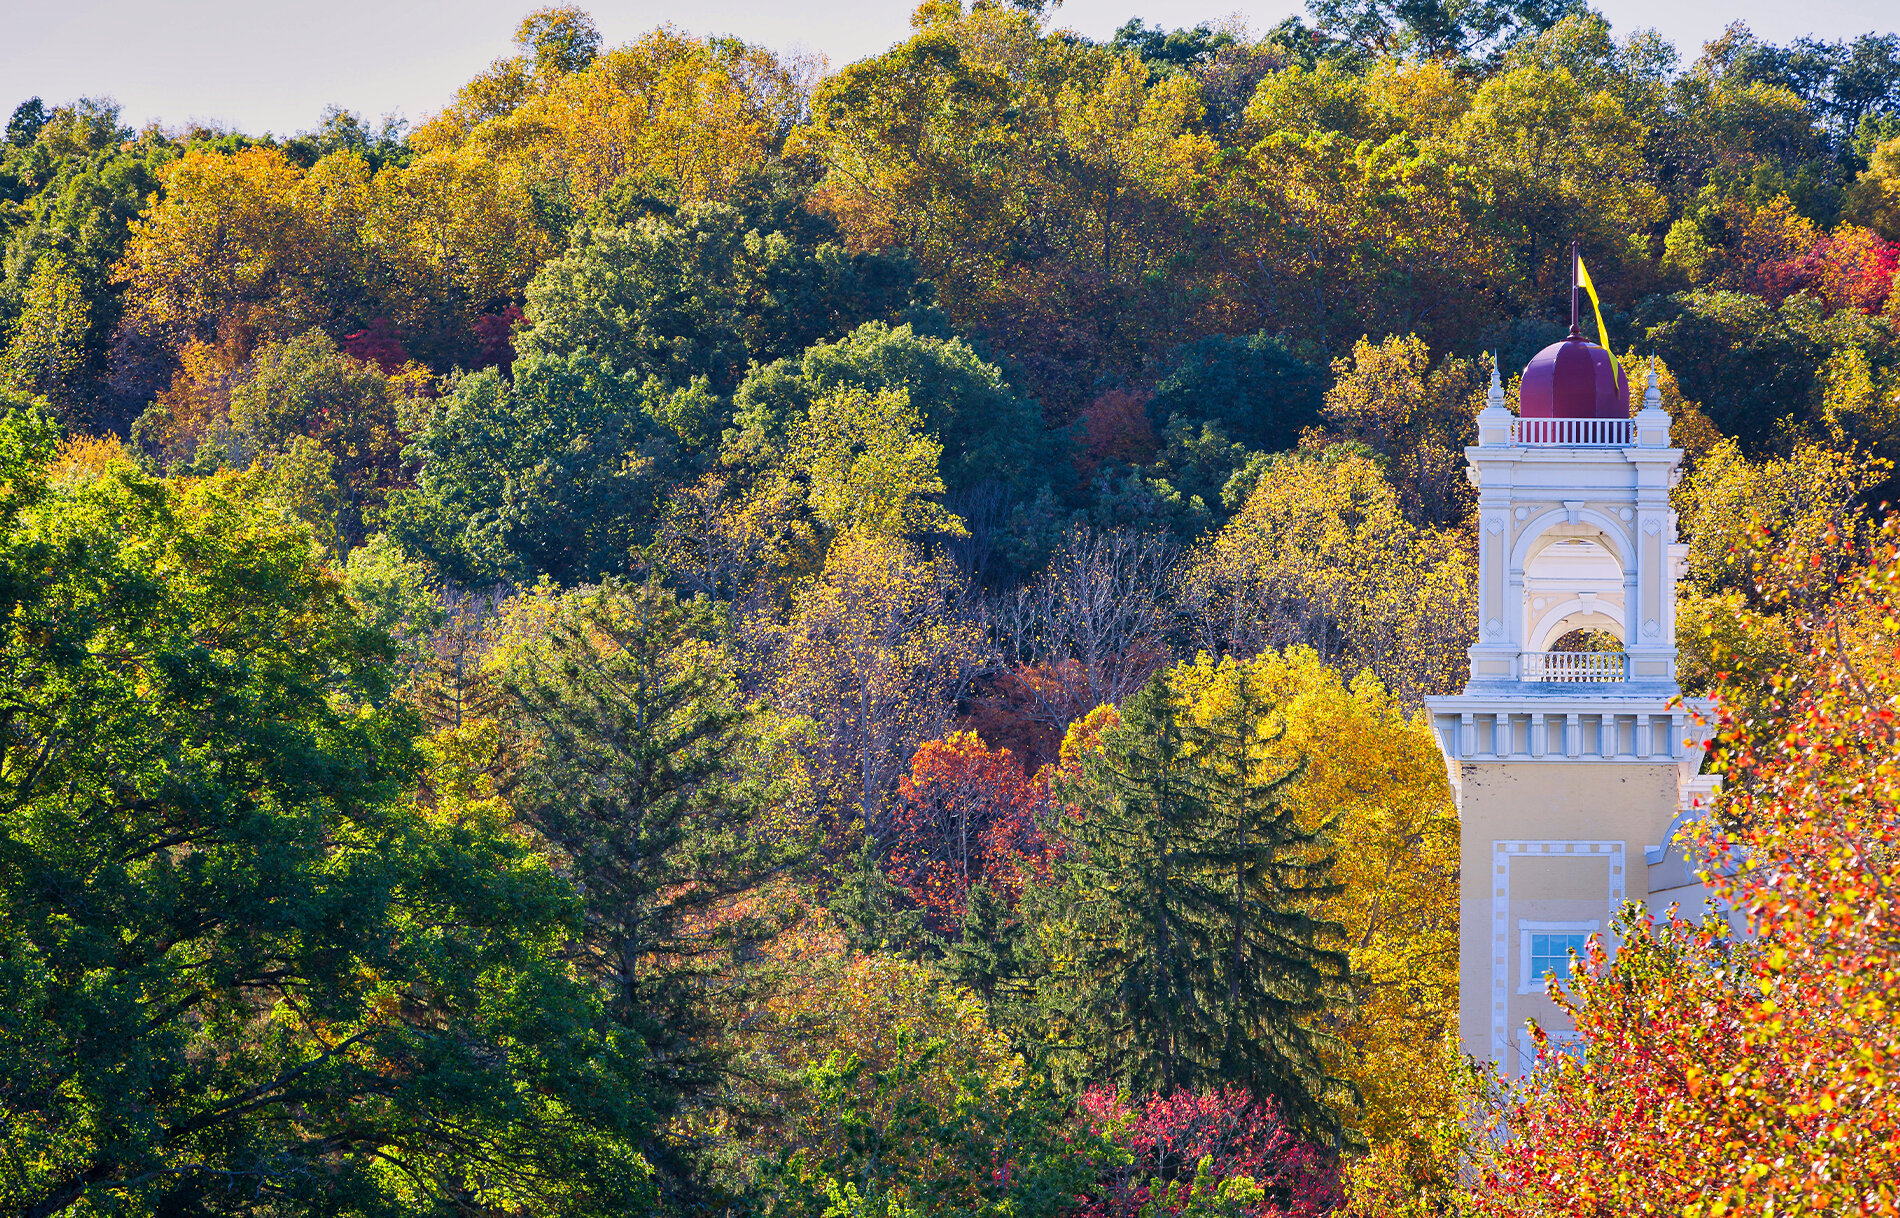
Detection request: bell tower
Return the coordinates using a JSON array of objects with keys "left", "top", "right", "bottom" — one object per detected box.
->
[{"left": 1426, "top": 350, "right": 1718, "bottom": 1074}]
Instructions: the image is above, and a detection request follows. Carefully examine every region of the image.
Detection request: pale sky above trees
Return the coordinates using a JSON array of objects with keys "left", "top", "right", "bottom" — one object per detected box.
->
[{"left": 3, "top": 0, "right": 1894, "bottom": 136}]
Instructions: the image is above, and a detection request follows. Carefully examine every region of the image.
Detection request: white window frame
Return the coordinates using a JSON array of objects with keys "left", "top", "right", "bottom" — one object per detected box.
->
[
  {"left": 1490, "top": 841, "right": 1625, "bottom": 1069},
  {"left": 1518, "top": 919, "right": 1598, "bottom": 995},
  {"left": 1514, "top": 1029, "right": 1586, "bottom": 1075}
]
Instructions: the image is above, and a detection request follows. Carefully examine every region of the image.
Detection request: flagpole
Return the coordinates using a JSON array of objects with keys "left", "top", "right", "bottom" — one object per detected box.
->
[{"left": 1570, "top": 239, "right": 1581, "bottom": 338}]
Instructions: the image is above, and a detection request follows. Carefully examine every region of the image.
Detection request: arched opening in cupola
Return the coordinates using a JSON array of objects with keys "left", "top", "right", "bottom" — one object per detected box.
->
[{"left": 1521, "top": 527, "right": 1628, "bottom": 681}]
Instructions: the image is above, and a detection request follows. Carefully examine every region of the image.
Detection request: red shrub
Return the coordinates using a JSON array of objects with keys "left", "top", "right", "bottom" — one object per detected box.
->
[{"left": 1077, "top": 1086, "right": 1341, "bottom": 1218}]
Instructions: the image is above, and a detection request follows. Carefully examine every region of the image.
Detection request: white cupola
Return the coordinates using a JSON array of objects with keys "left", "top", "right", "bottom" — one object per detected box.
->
[{"left": 1462, "top": 359, "right": 1683, "bottom": 693}]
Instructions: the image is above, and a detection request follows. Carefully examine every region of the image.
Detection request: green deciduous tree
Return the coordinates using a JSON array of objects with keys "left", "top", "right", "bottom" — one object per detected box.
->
[
  {"left": 1637, "top": 289, "right": 1826, "bottom": 448},
  {"left": 1310, "top": 0, "right": 1578, "bottom": 64},
  {"left": 388, "top": 350, "right": 679, "bottom": 582},
  {"left": 0, "top": 99, "right": 173, "bottom": 431},
  {"left": 518, "top": 202, "right": 922, "bottom": 403},
  {"left": 223, "top": 327, "right": 423, "bottom": 546},
  {"left": 730, "top": 321, "right": 1052, "bottom": 495},
  {"left": 0, "top": 411, "right": 655, "bottom": 1216},
  {"left": 1147, "top": 332, "right": 1324, "bottom": 455}
]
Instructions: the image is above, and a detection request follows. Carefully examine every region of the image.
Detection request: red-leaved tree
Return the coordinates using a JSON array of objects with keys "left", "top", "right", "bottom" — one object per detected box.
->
[
  {"left": 1814, "top": 225, "right": 1899, "bottom": 315},
  {"left": 1078, "top": 387, "right": 1160, "bottom": 476},
  {"left": 1078, "top": 1086, "right": 1341, "bottom": 1218},
  {"left": 340, "top": 317, "right": 410, "bottom": 373},
  {"left": 1728, "top": 199, "right": 1899, "bottom": 315},
  {"left": 887, "top": 731, "right": 1050, "bottom": 933}
]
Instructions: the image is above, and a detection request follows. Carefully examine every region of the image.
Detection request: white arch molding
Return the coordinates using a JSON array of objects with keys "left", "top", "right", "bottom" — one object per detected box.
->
[
  {"left": 1514, "top": 513, "right": 1630, "bottom": 656},
  {"left": 1528, "top": 599, "right": 1626, "bottom": 651},
  {"left": 1509, "top": 507, "right": 1636, "bottom": 574}
]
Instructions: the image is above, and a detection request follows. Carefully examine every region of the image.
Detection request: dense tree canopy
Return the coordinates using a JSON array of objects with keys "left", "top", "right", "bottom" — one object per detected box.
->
[
  {"left": 6, "top": 0, "right": 1900, "bottom": 1211},
  {"left": 0, "top": 411, "right": 654, "bottom": 1215}
]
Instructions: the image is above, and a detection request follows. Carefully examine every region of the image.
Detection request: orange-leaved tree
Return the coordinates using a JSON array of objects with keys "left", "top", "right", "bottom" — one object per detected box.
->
[
  {"left": 1473, "top": 514, "right": 1900, "bottom": 1213},
  {"left": 887, "top": 731, "right": 1049, "bottom": 934}
]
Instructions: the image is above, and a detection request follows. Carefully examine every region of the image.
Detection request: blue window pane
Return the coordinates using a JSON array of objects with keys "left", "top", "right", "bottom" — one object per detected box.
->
[{"left": 1529, "top": 932, "right": 1590, "bottom": 984}]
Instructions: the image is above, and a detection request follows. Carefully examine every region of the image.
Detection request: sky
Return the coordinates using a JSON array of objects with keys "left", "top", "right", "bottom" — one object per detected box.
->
[{"left": 3, "top": 0, "right": 1896, "bottom": 138}]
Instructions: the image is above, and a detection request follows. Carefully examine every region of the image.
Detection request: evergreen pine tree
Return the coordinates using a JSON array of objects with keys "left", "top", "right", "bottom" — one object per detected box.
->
[
  {"left": 1049, "top": 669, "right": 1354, "bottom": 1141},
  {"left": 829, "top": 838, "right": 929, "bottom": 960},
  {"left": 942, "top": 880, "right": 1032, "bottom": 1010},
  {"left": 496, "top": 579, "right": 812, "bottom": 1195}
]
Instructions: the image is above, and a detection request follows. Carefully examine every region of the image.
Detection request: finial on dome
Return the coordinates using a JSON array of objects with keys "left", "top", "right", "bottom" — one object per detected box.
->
[{"left": 1643, "top": 360, "right": 1662, "bottom": 410}]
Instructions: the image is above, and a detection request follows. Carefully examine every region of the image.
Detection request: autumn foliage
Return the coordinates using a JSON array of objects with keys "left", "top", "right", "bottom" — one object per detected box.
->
[
  {"left": 888, "top": 731, "right": 1050, "bottom": 932},
  {"left": 10, "top": 3, "right": 1900, "bottom": 1213},
  {"left": 1474, "top": 517, "right": 1900, "bottom": 1213},
  {"left": 1078, "top": 1087, "right": 1342, "bottom": 1218}
]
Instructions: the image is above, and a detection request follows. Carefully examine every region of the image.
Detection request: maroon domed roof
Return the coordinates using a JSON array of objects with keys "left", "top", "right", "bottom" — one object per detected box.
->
[{"left": 1520, "top": 333, "right": 1629, "bottom": 419}]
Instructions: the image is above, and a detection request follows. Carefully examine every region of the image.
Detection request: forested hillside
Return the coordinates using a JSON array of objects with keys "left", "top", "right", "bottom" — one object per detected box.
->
[{"left": 3, "top": 1, "right": 1900, "bottom": 1213}]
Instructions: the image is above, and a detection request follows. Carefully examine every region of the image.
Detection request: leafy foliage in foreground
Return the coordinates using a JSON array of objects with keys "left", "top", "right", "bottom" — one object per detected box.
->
[
  {"left": 1473, "top": 517, "right": 1900, "bottom": 1212},
  {"left": 0, "top": 411, "right": 654, "bottom": 1216},
  {"left": 7, "top": 0, "right": 1900, "bottom": 1210}
]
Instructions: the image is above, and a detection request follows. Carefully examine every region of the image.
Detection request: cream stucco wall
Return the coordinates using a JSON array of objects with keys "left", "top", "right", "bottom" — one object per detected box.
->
[{"left": 1456, "top": 760, "right": 1681, "bottom": 1070}]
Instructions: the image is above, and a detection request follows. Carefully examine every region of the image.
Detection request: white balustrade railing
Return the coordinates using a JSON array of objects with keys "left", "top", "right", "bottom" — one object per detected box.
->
[
  {"left": 1521, "top": 650, "right": 1628, "bottom": 682},
  {"left": 1512, "top": 417, "right": 1633, "bottom": 446}
]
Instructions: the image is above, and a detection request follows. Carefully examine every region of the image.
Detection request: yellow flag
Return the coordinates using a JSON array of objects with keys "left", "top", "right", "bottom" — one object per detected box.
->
[{"left": 1576, "top": 257, "right": 1621, "bottom": 386}]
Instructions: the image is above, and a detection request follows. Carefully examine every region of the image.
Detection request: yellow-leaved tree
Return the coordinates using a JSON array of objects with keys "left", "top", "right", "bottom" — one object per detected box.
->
[
  {"left": 1443, "top": 61, "right": 1666, "bottom": 304},
  {"left": 419, "top": 25, "right": 807, "bottom": 208},
  {"left": 790, "top": 2, "right": 1220, "bottom": 386},
  {"left": 1846, "top": 133, "right": 1900, "bottom": 239},
  {"left": 0, "top": 253, "right": 90, "bottom": 422},
  {"left": 1819, "top": 344, "right": 1900, "bottom": 468},
  {"left": 363, "top": 147, "right": 552, "bottom": 337},
  {"left": 1219, "top": 68, "right": 1495, "bottom": 348},
  {"left": 117, "top": 145, "right": 549, "bottom": 365},
  {"left": 1672, "top": 437, "right": 1888, "bottom": 710},
  {"left": 1316, "top": 334, "right": 1482, "bottom": 528},
  {"left": 647, "top": 471, "right": 822, "bottom": 613},
  {"left": 771, "top": 530, "right": 989, "bottom": 838},
  {"left": 117, "top": 146, "right": 350, "bottom": 351},
  {"left": 794, "top": 385, "right": 965, "bottom": 540},
  {"left": 1179, "top": 448, "right": 1475, "bottom": 708}
]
